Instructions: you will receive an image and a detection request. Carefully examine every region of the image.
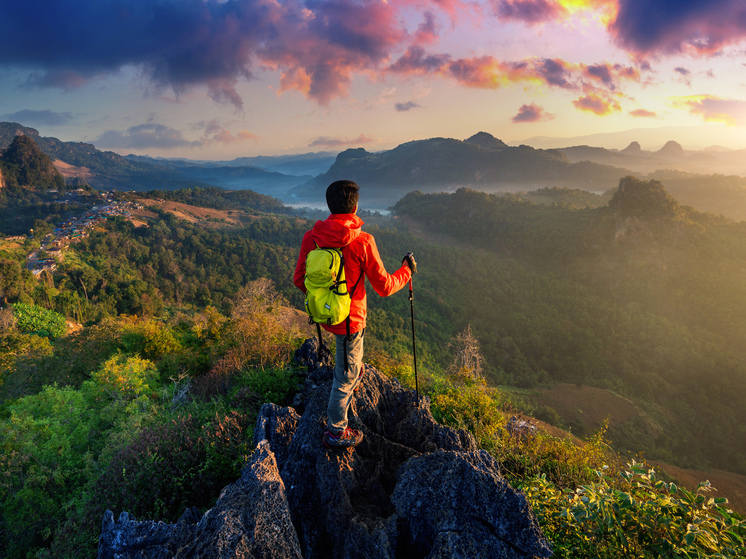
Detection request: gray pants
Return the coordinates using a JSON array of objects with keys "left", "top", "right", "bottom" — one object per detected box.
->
[{"left": 327, "top": 330, "right": 364, "bottom": 433}]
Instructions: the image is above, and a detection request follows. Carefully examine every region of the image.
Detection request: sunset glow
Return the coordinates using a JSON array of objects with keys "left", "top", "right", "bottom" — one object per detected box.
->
[{"left": 0, "top": 0, "right": 744, "bottom": 157}]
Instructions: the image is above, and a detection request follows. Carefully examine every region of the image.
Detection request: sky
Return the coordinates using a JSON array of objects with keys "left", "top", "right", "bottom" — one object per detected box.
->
[{"left": 1, "top": 0, "right": 746, "bottom": 160}]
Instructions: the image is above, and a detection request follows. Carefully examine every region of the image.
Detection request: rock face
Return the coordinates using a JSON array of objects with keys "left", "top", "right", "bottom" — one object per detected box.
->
[{"left": 98, "top": 339, "right": 551, "bottom": 559}]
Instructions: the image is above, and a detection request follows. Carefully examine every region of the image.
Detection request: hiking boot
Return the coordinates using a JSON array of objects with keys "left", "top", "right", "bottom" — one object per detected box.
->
[{"left": 323, "top": 427, "right": 364, "bottom": 449}]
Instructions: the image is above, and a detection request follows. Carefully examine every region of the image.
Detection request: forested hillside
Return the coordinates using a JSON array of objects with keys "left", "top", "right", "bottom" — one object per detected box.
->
[
  {"left": 392, "top": 179, "right": 746, "bottom": 472},
  {"left": 2, "top": 179, "right": 746, "bottom": 558}
]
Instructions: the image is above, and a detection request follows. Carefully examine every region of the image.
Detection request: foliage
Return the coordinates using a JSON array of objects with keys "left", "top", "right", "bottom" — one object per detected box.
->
[
  {"left": 235, "top": 366, "right": 300, "bottom": 405},
  {"left": 12, "top": 301, "right": 67, "bottom": 338},
  {"left": 523, "top": 462, "right": 746, "bottom": 559},
  {"left": 0, "top": 330, "right": 52, "bottom": 386},
  {"left": 446, "top": 324, "right": 484, "bottom": 381},
  {"left": 139, "top": 186, "right": 288, "bottom": 214},
  {"left": 0, "top": 134, "right": 65, "bottom": 191},
  {"left": 0, "top": 383, "right": 138, "bottom": 557},
  {"left": 89, "top": 354, "right": 158, "bottom": 405},
  {"left": 93, "top": 410, "right": 252, "bottom": 522},
  {"left": 391, "top": 186, "right": 746, "bottom": 474}
]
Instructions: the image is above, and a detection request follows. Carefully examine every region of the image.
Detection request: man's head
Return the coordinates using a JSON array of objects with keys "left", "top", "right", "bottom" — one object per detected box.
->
[{"left": 326, "top": 180, "right": 359, "bottom": 214}]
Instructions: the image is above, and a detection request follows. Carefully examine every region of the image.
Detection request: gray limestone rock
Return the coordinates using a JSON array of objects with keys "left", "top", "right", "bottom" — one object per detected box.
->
[
  {"left": 98, "top": 444, "right": 301, "bottom": 559},
  {"left": 99, "top": 338, "right": 551, "bottom": 559}
]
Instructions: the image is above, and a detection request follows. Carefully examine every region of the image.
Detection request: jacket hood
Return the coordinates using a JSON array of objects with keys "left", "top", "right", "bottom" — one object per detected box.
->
[{"left": 311, "top": 213, "right": 364, "bottom": 248}]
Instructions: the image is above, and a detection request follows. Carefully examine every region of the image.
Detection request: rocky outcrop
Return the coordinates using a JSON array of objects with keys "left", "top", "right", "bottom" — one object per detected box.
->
[
  {"left": 621, "top": 141, "right": 642, "bottom": 154},
  {"left": 98, "top": 443, "right": 302, "bottom": 559},
  {"left": 98, "top": 339, "right": 551, "bottom": 559},
  {"left": 656, "top": 140, "right": 685, "bottom": 159}
]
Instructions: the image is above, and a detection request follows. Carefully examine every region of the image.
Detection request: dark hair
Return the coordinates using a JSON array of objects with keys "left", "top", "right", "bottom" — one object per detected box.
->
[{"left": 326, "top": 180, "right": 359, "bottom": 214}]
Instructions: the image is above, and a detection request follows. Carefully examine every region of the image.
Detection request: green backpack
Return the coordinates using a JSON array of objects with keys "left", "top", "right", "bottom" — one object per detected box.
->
[{"left": 304, "top": 246, "right": 350, "bottom": 326}]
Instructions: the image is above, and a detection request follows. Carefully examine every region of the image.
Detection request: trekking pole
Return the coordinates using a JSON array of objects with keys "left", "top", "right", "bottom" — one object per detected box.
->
[{"left": 408, "top": 278, "right": 420, "bottom": 407}]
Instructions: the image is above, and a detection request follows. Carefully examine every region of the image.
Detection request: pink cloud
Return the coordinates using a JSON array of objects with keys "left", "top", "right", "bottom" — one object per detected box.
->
[
  {"left": 629, "top": 108, "right": 657, "bottom": 118},
  {"left": 493, "top": 0, "right": 567, "bottom": 25},
  {"left": 389, "top": 48, "right": 641, "bottom": 101},
  {"left": 573, "top": 93, "right": 621, "bottom": 115},
  {"left": 413, "top": 11, "right": 440, "bottom": 45},
  {"left": 512, "top": 103, "right": 554, "bottom": 122},
  {"left": 680, "top": 96, "right": 746, "bottom": 125},
  {"left": 309, "top": 134, "right": 376, "bottom": 147}
]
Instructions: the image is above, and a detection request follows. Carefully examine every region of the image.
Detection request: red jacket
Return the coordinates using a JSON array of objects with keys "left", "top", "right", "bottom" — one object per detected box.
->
[{"left": 294, "top": 213, "right": 412, "bottom": 335}]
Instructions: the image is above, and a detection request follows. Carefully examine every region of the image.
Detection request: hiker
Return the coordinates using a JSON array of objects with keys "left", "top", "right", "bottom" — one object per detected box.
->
[{"left": 294, "top": 180, "right": 416, "bottom": 449}]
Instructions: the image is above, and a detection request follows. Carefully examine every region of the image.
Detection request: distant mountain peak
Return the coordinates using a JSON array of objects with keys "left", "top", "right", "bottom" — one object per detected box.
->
[
  {"left": 1, "top": 133, "right": 64, "bottom": 190},
  {"left": 656, "top": 140, "right": 685, "bottom": 158},
  {"left": 464, "top": 132, "right": 507, "bottom": 150},
  {"left": 621, "top": 141, "right": 642, "bottom": 154},
  {"left": 609, "top": 176, "right": 682, "bottom": 223}
]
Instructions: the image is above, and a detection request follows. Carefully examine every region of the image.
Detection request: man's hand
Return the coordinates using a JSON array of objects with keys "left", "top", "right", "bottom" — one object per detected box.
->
[{"left": 402, "top": 252, "right": 417, "bottom": 273}]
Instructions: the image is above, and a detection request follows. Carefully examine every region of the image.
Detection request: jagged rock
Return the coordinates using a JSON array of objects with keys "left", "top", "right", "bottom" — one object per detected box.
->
[
  {"left": 98, "top": 444, "right": 301, "bottom": 558},
  {"left": 99, "top": 339, "right": 551, "bottom": 559},
  {"left": 293, "top": 335, "right": 333, "bottom": 383},
  {"left": 391, "top": 451, "right": 550, "bottom": 558}
]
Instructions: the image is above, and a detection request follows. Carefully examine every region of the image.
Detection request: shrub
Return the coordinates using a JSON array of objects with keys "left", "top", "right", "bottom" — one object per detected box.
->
[
  {"left": 94, "top": 410, "right": 253, "bottom": 522},
  {"left": 90, "top": 353, "right": 158, "bottom": 404},
  {"left": 0, "top": 385, "right": 98, "bottom": 557},
  {"left": 235, "top": 365, "right": 300, "bottom": 405},
  {"left": 523, "top": 461, "right": 746, "bottom": 559},
  {"left": 12, "top": 302, "right": 67, "bottom": 338}
]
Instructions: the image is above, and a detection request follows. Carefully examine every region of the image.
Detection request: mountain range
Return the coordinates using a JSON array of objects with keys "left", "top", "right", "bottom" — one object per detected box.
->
[{"left": 5, "top": 122, "right": 746, "bottom": 219}]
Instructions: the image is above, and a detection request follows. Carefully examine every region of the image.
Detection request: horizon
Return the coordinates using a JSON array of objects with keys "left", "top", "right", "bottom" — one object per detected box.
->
[{"left": 1, "top": 1, "right": 746, "bottom": 159}]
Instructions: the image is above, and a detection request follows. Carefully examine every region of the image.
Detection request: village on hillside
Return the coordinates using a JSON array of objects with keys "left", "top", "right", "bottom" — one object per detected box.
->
[{"left": 22, "top": 191, "right": 143, "bottom": 279}]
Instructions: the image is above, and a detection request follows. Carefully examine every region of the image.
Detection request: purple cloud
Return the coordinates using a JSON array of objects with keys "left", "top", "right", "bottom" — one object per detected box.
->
[
  {"left": 493, "top": 0, "right": 565, "bottom": 25},
  {"left": 0, "top": 109, "right": 74, "bottom": 127},
  {"left": 308, "top": 134, "right": 375, "bottom": 147},
  {"left": 611, "top": 0, "right": 746, "bottom": 56},
  {"left": 96, "top": 123, "right": 201, "bottom": 150},
  {"left": 395, "top": 101, "right": 422, "bottom": 112},
  {"left": 0, "top": 0, "right": 408, "bottom": 108},
  {"left": 512, "top": 103, "right": 552, "bottom": 122}
]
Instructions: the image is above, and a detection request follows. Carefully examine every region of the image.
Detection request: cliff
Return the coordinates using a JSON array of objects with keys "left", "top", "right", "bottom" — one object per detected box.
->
[{"left": 98, "top": 339, "right": 552, "bottom": 559}]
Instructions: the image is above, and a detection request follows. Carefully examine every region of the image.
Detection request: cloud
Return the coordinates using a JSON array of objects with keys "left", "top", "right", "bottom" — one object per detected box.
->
[
  {"left": 512, "top": 103, "right": 553, "bottom": 122},
  {"left": 674, "top": 66, "right": 692, "bottom": 86},
  {"left": 389, "top": 48, "right": 641, "bottom": 98},
  {"left": 629, "top": 108, "right": 657, "bottom": 117},
  {"left": 0, "top": 109, "right": 74, "bottom": 127},
  {"left": 676, "top": 95, "right": 746, "bottom": 125},
  {"left": 395, "top": 101, "right": 423, "bottom": 111},
  {"left": 610, "top": 0, "right": 746, "bottom": 56},
  {"left": 413, "top": 11, "right": 440, "bottom": 45},
  {"left": 572, "top": 93, "right": 621, "bottom": 115},
  {"left": 96, "top": 123, "right": 202, "bottom": 150},
  {"left": 389, "top": 46, "right": 453, "bottom": 75},
  {"left": 96, "top": 119, "right": 260, "bottom": 150},
  {"left": 308, "top": 134, "right": 375, "bottom": 147},
  {"left": 0, "top": 0, "right": 413, "bottom": 107},
  {"left": 493, "top": 0, "right": 567, "bottom": 25}
]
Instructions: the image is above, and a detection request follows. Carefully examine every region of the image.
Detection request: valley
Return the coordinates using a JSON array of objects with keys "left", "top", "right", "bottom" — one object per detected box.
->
[{"left": 3, "top": 124, "right": 746, "bottom": 557}]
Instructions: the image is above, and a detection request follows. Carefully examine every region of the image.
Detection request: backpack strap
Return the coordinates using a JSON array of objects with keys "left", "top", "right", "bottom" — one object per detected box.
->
[{"left": 342, "top": 265, "right": 365, "bottom": 371}]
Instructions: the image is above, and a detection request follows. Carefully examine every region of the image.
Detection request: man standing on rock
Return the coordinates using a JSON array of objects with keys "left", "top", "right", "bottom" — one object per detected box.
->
[{"left": 294, "top": 180, "right": 416, "bottom": 449}]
